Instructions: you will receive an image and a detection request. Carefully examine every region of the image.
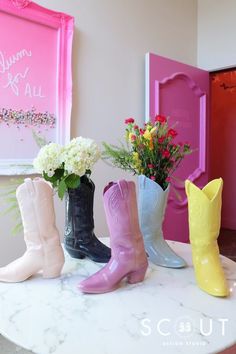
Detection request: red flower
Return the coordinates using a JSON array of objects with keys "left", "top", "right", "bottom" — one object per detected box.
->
[
  {"left": 167, "top": 129, "right": 177, "bottom": 138},
  {"left": 158, "top": 136, "right": 165, "bottom": 144},
  {"left": 155, "top": 115, "right": 167, "bottom": 124},
  {"left": 130, "top": 134, "right": 137, "bottom": 142},
  {"left": 134, "top": 125, "right": 139, "bottom": 130},
  {"left": 125, "top": 118, "right": 135, "bottom": 124},
  {"left": 148, "top": 164, "right": 155, "bottom": 169},
  {"left": 162, "top": 150, "right": 171, "bottom": 158},
  {"left": 139, "top": 129, "right": 145, "bottom": 135},
  {"left": 150, "top": 176, "right": 156, "bottom": 181}
]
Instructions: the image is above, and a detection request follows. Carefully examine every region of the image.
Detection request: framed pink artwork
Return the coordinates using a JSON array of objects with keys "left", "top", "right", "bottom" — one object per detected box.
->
[{"left": 0, "top": 0, "right": 74, "bottom": 174}]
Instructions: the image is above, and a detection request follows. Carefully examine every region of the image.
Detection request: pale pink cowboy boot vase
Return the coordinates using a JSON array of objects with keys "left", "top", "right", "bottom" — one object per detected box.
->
[
  {"left": 78, "top": 180, "right": 148, "bottom": 294},
  {"left": 0, "top": 178, "right": 65, "bottom": 282}
]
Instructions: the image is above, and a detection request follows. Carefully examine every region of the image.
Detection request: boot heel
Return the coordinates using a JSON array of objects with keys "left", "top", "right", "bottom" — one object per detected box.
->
[
  {"left": 43, "top": 263, "right": 64, "bottom": 279},
  {"left": 127, "top": 265, "right": 148, "bottom": 284}
]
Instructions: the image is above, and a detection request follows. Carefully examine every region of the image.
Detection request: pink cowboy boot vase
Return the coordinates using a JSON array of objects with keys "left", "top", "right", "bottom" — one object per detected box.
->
[
  {"left": 78, "top": 180, "right": 148, "bottom": 294},
  {"left": 0, "top": 178, "right": 64, "bottom": 282}
]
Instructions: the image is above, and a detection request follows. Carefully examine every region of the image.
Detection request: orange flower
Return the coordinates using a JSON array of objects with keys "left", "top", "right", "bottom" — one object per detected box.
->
[{"left": 149, "top": 138, "right": 154, "bottom": 150}]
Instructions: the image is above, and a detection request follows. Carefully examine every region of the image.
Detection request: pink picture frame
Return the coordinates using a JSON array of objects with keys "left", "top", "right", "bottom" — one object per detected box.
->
[{"left": 0, "top": 0, "right": 74, "bottom": 175}]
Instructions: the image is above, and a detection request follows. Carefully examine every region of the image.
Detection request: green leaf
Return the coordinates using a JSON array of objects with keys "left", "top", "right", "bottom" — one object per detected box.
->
[
  {"left": 0, "top": 177, "right": 23, "bottom": 236},
  {"left": 58, "top": 180, "right": 67, "bottom": 200},
  {"left": 4, "top": 197, "right": 17, "bottom": 203},
  {"left": 11, "top": 222, "right": 23, "bottom": 236},
  {"left": 43, "top": 171, "right": 52, "bottom": 182},
  {"left": 52, "top": 181, "right": 59, "bottom": 189},
  {"left": 43, "top": 168, "right": 64, "bottom": 184},
  {"left": 65, "top": 174, "right": 80, "bottom": 189},
  {"left": 32, "top": 130, "right": 49, "bottom": 148},
  {"left": 0, "top": 187, "right": 17, "bottom": 196},
  {"left": 1, "top": 204, "right": 18, "bottom": 216},
  {"left": 54, "top": 168, "right": 65, "bottom": 179}
]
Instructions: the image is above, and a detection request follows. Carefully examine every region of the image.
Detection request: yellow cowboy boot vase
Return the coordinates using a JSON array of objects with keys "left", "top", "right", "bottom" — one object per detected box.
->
[{"left": 185, "top": 178, "right": 229, "bottom": 297}]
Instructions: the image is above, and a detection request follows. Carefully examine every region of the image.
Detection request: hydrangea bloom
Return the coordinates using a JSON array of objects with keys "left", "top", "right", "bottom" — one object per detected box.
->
[
  {"left": 62, "top": 137, "right": 101, "bottom": 176},
  {"left": 33, "top": 143, "right": 63, "bottom": 177},
  {"left": 33, "top": 137, "right": 101, "bottom": 199}
]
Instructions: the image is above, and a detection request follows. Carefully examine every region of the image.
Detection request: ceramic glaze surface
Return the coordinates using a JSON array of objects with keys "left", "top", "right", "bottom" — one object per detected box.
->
[{"left": 138, "top": 175, "right": 186, "bottom": 268}]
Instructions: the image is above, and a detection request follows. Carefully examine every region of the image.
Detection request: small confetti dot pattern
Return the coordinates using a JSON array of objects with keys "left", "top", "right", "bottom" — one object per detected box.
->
[{"left": 0, "top": 107, "right": 56, "bottom": 128}]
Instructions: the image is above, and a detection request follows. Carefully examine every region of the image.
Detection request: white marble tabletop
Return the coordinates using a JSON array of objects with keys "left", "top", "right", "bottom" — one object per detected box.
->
[{"left": 0, "top": 239, "right": 236, "bottom": 354}]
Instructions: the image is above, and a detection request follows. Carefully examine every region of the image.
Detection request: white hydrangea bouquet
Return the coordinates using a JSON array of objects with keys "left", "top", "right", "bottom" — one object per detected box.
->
[{"left": 33, "top": 137, "right": 101, "bottom": 199}]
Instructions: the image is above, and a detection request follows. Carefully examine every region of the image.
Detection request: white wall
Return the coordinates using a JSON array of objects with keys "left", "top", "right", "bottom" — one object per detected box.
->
[
  {"left": 0, "top": 0, "right": 197, "bottom": 266},
  {"left": 198, "top": 0, "right": 236, "bottom": 70}
]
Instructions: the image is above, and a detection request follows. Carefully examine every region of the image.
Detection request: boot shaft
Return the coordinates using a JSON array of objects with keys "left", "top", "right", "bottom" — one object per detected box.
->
[
  {"left": 185, "top": 179, "right": 223, "bottom": 245},
  {"left": 103, "top": 180, "right": 145, "bottom": 255},
  {"left": 64, "top": 176, "right": 111, "bottom": 262},
  {"left": 138, "top": 175, "right": 169, "bottom": 233},
  {"left": 65, "top": 175, "right": 95, "bottom": 239},
  {"left": 16, "top": 178, "right": 60, "bottom": 246}
]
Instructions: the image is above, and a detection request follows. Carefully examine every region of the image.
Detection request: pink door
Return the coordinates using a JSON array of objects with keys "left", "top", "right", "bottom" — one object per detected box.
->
[{"left": 146, "top": 53, "right": 209, "bottom": 242}]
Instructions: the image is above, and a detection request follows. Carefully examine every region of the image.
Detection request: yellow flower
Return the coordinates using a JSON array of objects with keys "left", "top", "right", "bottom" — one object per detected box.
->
[
  {"left": 143, "top": 130, "right": 151, "bottom": 140},
  {"left": 150, "top": 126, "right": 157, "bottom": 135},
  {"left": 133, "top": 152, "right": 139, "bottom": 160},
  {"left": 132, "top": 152, "right": 142, "bottom": 172}
]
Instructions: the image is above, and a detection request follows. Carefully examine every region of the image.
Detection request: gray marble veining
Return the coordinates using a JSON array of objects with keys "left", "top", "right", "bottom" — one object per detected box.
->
[{"left": 0, "top": 240, "right": 235, "bottom": 354}]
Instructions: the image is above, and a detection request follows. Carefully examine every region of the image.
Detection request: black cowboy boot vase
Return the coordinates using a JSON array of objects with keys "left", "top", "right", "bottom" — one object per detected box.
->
[{"left": 64, "top": 175, "right": 111, "bottom": 263}]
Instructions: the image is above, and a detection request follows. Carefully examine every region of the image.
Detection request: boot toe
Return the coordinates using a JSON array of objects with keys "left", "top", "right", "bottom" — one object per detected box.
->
[
  {"left": 0, "top": 267, "right": 23, "bottom": 283},
  {"left": 146, "top": 242, "right": 186, "bottom": 268},
  {"left": 78, "top": 277, "right": 108, "bottom": 294},
  {"left": 198, "top": 280, "right": 229, "bottom": 297},
  {"left": 193, "top": 253, "right": 229, "bottom": 297},
  {"left": 78, "top": 269, "right": 118, "bottom": 294},
  {"left": 196, "top": 272, "right": 229, "bottom": 297},
  {"left": 0, "top": 261, "right": 22, "bottom": 283}
]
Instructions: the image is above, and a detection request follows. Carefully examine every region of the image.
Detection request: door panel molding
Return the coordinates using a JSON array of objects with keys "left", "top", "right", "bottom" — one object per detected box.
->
[{"left": 154, "top": 72, "right": 207, "bottom": 208}]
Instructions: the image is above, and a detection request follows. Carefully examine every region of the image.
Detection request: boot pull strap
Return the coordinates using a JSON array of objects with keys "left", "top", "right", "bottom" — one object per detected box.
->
[
  {"left": 24, "top": 178, "right": 35, "bottom": 196},
  {"left": 117, "top": 180, "right": 129, "bottom": 199},
  {"left": 103, "top": 181, "right": 115, "bottom": 195}
]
